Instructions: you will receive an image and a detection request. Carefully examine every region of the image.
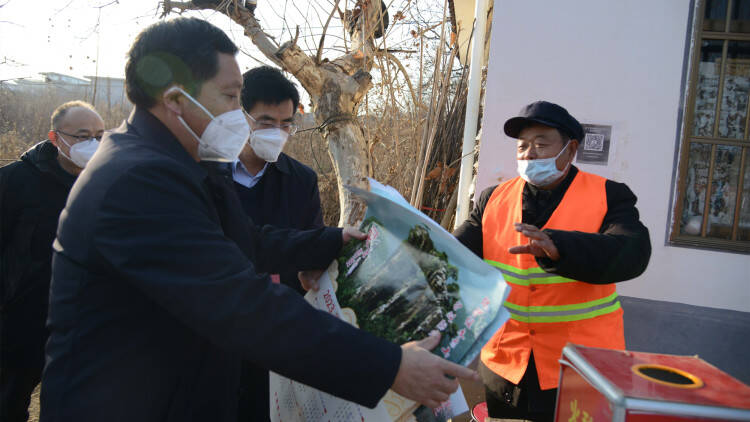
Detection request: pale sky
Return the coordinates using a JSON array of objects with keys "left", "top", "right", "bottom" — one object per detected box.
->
[
  {"left": 0, "top": 0, "right": 443, "bottom": 113},
  {"left": 0, "top": 0, "right": 355, "bottom": 81},
  {"left": 0, "top": 0, "right": 434, "bottom": 78}
]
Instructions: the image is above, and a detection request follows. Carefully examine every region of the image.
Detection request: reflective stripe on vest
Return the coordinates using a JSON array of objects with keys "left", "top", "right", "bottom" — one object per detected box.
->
[
  {"left": 484, "top": 259, "right": 571, "bottom": 285},
  {"left": 484, "top": 259, "right": 622, "bottom": 322},
  {"left": 504, "top": 291, "right": 621, "bottom": 323}
]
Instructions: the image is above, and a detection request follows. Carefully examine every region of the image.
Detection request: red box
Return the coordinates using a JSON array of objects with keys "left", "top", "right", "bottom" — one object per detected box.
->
[{"left": 555, "top": 344, "right": 750, "bottom": 421}]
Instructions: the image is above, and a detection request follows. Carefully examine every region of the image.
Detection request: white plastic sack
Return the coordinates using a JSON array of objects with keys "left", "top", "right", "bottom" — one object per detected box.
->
[{"left": 269, "top": 266, "right": 418, "bottom": 422}]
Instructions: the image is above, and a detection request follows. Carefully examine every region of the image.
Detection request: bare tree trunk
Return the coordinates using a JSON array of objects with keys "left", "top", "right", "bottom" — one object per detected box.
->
[
  {"left": 162, "top": 0, "right": 387, "bottom": 226},
  {"left": 314, "top": 69, "right": 373, "bottom": 226}
]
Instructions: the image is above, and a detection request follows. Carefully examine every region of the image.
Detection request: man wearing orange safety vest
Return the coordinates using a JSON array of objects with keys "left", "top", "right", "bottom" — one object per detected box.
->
[{"left": 454, "top": 101, "right": 651, "bottom": 421}]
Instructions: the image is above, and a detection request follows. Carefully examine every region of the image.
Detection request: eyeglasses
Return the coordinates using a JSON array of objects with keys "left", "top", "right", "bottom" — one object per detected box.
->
[
  {"left": 56, "top": 130, "right": 103, "bottom": 142},
  {"left": 245, "top": 112, "right": 298, "bottom": 135}
]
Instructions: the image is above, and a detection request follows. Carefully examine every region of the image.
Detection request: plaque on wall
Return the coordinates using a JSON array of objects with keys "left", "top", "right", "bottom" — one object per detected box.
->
[{"left": 576, "top": 123, "right": 612, "bottom": 166}]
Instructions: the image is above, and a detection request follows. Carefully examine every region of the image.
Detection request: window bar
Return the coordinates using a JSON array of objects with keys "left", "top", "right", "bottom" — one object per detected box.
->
[
  {"left": 726, "top": 0, "right": 735, "bottom": 33},
  {"left": 691, "top": 136, "right": 748, "bottom": 146},
  {"left": 711, "top": 39, "right": 730, "bottom": 138},
  {"left": 744, "top": 40, "right": 750, "bottom": 140},
  {"left": 732, "top": 147, "right": 747, "bottom": 240},
  {"left": 673, "top": 8, "right": 709, "bottom": 240},
  {"left": 702, "top": 32, "right": 750, "bottom": 41},
  {"left": 701, "top": 144, "right": 719, "bottom": 237}
]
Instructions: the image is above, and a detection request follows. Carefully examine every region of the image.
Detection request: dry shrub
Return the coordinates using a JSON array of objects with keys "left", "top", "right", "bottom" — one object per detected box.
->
[
  {"left": 364, "top": 112, "right": 422, "bottom": 200},
  {"left": 284, "top": 118, "right": 341, "bottom": 226},
  {"left": 0, "top": 130, "right": 27, "bottom": 163},
  {"left": 284, "top": 111, "right": 423, "bottom": 227}
]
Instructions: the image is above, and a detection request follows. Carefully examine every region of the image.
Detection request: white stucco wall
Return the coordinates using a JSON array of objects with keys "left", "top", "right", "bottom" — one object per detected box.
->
[{"left": 477, "top": 0, "right": 750, "bottom": 312}]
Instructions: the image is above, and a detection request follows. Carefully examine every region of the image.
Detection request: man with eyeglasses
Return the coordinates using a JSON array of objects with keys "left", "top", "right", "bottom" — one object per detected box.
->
[
  {"left": 0, "top": 100, "right": 103, "bottom": 422},
  {"left": 453, "top": 101, "right": 651, "bottom": 421},
  {"left": 230, "top": 65, "right": 325, "bottom": 421},
  {"left": 234, "top": 66, "right": 314, "bottom": 289}
]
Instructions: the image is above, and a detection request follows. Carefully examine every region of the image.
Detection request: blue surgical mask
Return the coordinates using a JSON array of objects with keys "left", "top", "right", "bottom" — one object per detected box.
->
[{"left": 517, "top": 141, "right": 571, "bottom": 186}]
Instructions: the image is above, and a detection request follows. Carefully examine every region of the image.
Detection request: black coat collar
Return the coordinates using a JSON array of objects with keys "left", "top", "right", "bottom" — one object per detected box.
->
[
  {"left": 271, "top": 152, "right": 292, "bottom": 175},
  {"left": 125, "top": 107, "right": 207, "bottom": 181}
]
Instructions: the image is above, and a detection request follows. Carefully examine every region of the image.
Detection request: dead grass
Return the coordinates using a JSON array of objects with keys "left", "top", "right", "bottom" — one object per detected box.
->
[
  {"left": 284, "top": 112, "right": 423, "bottom": 226},
  {"left": 28, "top": 384, "right": 40, "bottom": 422}
]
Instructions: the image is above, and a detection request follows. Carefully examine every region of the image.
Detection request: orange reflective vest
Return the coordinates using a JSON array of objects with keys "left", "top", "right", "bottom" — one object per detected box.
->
[{"left": 480, "top": 170, "right": 624, "bottom": 390}]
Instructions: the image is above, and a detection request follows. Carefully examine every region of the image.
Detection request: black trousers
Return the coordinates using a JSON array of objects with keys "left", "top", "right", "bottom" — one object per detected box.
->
[
  {"left": 236, "top": 362, "right": 270, "bottom": 422},
  {"left": 1, "top": 291, "right": 48, "bottom": 422},
  {"left": 479, "top": 352, "right": 557, "bottom": 422},
  {"left": 1, "top": 315, "right": 45, "bottom": 422},
  {"left": 0, "top": 363, "right": 40, "bottom": 422}
]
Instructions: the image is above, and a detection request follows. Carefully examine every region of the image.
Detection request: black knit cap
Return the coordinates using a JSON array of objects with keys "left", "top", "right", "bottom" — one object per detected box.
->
[{"left": 504, "top": 101, "right": 584, "bottom": 141}]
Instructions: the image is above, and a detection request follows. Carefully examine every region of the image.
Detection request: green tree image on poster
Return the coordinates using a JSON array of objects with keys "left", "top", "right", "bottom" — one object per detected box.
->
[{"left": 336, "top": 217, "right": 461, "bottom": 344}]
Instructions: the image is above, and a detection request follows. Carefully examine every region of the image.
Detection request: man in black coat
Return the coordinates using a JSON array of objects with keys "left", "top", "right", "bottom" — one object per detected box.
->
[
  {"left": 0, "top": 101, "right": 103, "bottom": 422},
  {"left": 233, "top": 66, "right": 324, "bottom": 293},
  {"left": 40, "top": 17, "right": 476, "bottom": 422},
  {"left": 230, "top": 66, "right": 327, "bottom": 420}
]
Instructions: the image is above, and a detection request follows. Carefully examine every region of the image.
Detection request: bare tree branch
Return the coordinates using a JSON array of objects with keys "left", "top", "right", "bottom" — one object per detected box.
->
[
  {"left": 316, "top": 0, "right": 340, "bottom": 64},
  {"left": 411, "top": 0, "right": 450, "bottom": 206},
  {"left": 376, "top": 48, "right": 417, "bottom": 54},
  {"left": 95, "top": 0, "right": 119, "bottom": 9},
  {"left": 378, "top": 51, "right": 419, "bottom": 113},
  {"left": 292, "top": 25, "right": 300, "bottom": 46},
  {"left": 414, "top": 45, "right": 456, "bottom": 208},
  {"left": 289, "top": 0, "right": 315, "bottom": 53},
  {"left": 53, "top": 0, "right": 74, "bottom": 15},
  {"left": 418, "top": 20, "right": 444, "bottom": 37},
  {"left": 160, "top": 0, "right": 201, "bottom": 17},
  {"left": 237, "top": 46, "right": 272, "bottom": 67},
  {"left": 162, "top": 1, "right": 289, "bottom": 68}
]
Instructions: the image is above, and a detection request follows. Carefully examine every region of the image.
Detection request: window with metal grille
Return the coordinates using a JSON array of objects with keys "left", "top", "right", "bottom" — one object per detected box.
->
[{"left": 672, "top": 0, "right": 750, "bottom": 252}]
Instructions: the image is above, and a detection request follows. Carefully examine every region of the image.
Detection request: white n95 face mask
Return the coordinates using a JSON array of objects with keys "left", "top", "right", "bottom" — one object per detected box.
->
[
  {"left": 249, "top": 127, "right": 289, "bottom": 162},
  {"left": 166, "top": 86, "right": 250, "bottom": 162},
  {"left": 58, "top": 135, "right": 99, "bottom": 168},
  {"left": 517, "top": 141, "right": 571, "bottom": 186}
]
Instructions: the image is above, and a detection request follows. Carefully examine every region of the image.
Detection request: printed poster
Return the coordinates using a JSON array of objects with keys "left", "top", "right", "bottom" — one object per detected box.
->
[{"left": 270, "top": 179, "right": 511, "bottom": 422}]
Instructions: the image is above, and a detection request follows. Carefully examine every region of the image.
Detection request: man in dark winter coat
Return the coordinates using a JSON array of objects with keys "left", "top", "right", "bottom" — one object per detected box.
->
[
  {"left": 0, "top": 101, "right": 103, "bottom": 422},
  {"left": 234, "top": 66, "right": 323, "bottom": 294},
  {"left": 232, "top": 66, "right": 326, "bottom": 420},
  {"left": 40, "top": 18, "right": 476, "bottom": 422}
]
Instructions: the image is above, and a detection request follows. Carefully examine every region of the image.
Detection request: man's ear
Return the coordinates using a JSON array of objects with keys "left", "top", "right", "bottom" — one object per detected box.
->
[
  {"left": 568, "top": 140, "right": 579, "bottom": 159},
  {"left": 48, "top": 130, "right": 58, "bottom": 146},
  {"left": 162, "top": 86, "right": 184, "bottom": 115}
]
